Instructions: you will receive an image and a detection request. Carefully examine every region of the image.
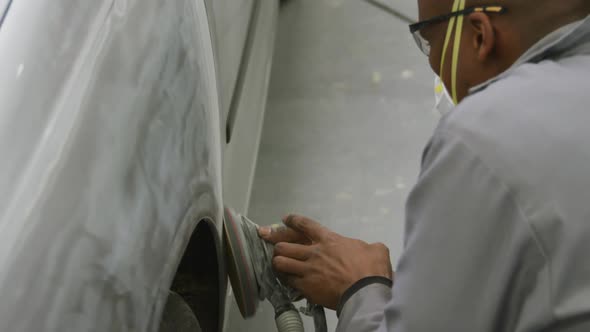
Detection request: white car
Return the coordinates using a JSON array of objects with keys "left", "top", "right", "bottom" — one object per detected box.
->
[{"left": 0, "top": 0, "right": 278, "bottom": 331}]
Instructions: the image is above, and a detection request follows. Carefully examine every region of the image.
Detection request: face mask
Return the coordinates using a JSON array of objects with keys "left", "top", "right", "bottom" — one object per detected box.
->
[{"left": 433, "top": 76, "right": 454, "bottom": 116}]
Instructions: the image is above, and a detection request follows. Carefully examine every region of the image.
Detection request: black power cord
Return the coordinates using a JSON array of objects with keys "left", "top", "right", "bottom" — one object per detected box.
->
[{"left": 362, "top": 0, "right": 416, "bottom": 24}]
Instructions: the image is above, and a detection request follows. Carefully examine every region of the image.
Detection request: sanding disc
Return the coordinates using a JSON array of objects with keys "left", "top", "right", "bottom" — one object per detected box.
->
[{"left": 223, "top": 207, "right": 259, "bottom": 318}]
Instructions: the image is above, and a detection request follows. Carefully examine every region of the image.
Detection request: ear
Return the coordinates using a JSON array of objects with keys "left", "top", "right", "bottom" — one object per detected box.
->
[{"left": 467, "top": 12, "right": 496, "bottom": 61}]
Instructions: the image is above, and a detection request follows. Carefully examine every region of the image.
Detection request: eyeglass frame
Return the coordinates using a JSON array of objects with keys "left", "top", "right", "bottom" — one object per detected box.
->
[{"left": 409, "top": 5, "right": 508, "bottom": 56}]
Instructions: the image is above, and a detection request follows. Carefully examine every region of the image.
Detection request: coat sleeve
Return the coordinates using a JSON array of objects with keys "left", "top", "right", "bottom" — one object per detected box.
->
[{"left": 336, "top": 130, "right": 549, "bottom": 332}]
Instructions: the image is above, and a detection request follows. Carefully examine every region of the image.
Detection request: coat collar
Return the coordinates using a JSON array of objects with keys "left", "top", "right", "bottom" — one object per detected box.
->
[{"left": 470, "top": 15, "right": 590, "bottom": 94}]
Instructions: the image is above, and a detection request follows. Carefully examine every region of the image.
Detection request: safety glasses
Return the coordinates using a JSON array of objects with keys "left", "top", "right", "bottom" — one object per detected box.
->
[{"left": 409, "top": 5, "right": 507, "bottom": 56}]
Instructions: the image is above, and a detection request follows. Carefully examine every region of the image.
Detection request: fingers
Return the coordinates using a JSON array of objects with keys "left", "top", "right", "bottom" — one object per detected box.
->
[
  {"left": 259, "top": 214, "right": 332, "bottom": 245},
  {"left": 274, "top": 242, "right": 313, "bottom": 261},
  {"left": 283, "top": 214, "right": 328, "bottom": 242},
  {"left": 258, "top": 224, "right": 310, "bottom": 245},
  {"left": 285, "top": 275, "right": 305, "bottom": 293},
  {"left": 272, "top": 256, "right": 307, "bottom": 277}
]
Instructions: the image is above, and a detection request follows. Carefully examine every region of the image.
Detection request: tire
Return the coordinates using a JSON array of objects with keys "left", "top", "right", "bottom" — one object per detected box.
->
[{"left": 159, "top": 292, "right": 202, "bottom": 332}]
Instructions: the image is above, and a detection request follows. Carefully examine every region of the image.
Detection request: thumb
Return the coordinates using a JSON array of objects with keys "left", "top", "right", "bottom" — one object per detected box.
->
[
  {"left": 258, "top": 224, "right": 311, "bottom": 245},
  {"left": 283, "top": 214, "right": 328, "bottom": 243}
]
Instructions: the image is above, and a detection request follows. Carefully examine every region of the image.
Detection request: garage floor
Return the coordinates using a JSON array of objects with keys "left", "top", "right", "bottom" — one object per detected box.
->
[{"left": 224, "top": 0, "right": 438, "bottom": 330}]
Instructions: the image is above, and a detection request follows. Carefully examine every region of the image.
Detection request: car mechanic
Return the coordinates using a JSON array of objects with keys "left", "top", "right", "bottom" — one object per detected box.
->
[{"left": 258, "top": 0, "right": 590, "bottom": 331}]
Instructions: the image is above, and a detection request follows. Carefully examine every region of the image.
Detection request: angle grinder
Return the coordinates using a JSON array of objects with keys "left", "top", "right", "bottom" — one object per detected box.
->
[{"left": 223, "top": 207, "right": 327, "bottom": 332}]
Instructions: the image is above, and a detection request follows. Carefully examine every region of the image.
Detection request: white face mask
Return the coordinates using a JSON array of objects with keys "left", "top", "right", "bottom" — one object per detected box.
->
[{"left": 433, "top": 76, "right": 455, "bottom": 116}]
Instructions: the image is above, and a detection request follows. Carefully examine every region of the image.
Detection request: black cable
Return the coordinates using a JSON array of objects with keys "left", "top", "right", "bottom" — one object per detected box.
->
[
  {"left": 312, "top": 305, "right": 328, "bottom": 332},
  {"left": 362, "top": 0, "right": 417, "bottom": 24},
  {"left": 0, "top": 0, "right": 14, "bottom": 29}
]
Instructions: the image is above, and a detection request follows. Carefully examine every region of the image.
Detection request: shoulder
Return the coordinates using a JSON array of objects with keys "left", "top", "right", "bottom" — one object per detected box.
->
[
  {"left": 442, "top": 58, "right": 583, "bottom": 144},
  {"left": 432, "top": 64, "right": 563, "bottom": 188},
  {"left": 442, "top": 63, "right": 550, "bottom": 144}
]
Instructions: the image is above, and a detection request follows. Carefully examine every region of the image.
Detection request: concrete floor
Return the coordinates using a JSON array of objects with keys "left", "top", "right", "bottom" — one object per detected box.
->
[{"left": 225, "top": 0, "right": 438, "bottom": 330}]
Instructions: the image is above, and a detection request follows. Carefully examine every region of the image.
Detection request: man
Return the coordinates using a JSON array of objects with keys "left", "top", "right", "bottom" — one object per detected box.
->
[{"left": 259, "top": 0, "right": 590, "bottom": 331}]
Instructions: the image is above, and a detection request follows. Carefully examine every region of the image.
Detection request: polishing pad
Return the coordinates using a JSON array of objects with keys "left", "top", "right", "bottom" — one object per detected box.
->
[{"left": 223, "top": 207, "right": 259, "bottom": 318}]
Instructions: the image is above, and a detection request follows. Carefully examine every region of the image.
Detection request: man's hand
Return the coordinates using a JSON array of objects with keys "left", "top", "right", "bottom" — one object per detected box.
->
[{"left": 258, "top": 215, "right": 393, "bottom": 310}]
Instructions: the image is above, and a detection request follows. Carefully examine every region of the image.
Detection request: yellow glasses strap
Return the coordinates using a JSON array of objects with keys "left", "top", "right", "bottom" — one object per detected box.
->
[{"left": 439, "top": 0, "right": 466, "bottom": 104}]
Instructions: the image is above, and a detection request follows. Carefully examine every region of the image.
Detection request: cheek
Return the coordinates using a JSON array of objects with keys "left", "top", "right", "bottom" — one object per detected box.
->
[
  {"left": 428, "top": 42, "right": 443, "bottom": 76},
  {"left": 429, "top": 39, "right": 454, "bottom": 91},
  {"left": 457, "top": 40, "right": 477, "bottom": 85},
  {"left": 428, "top": 54, "right": 438, "bottom": 74}
]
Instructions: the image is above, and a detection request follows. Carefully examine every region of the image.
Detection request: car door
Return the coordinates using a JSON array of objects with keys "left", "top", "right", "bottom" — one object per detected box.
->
[
  {"left": 210, "top": 0, "right": 279, "bottom": 217},
  {"left": 209, "top": 0, "right": 280, "bottom": 331},
  {"left": 205, "top": 0, "right": 256, "bottom": 122}
]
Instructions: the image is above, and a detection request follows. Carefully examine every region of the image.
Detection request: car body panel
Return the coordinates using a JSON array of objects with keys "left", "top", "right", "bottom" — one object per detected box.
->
[
  {"left": 206, "top": 0, "right": 279, "bottom": 217},
  {"left": 206, "top": 0, "right": 255, "bottom": 121},
  {"left": 222, "top": 0, "right": 279, "bottom": 216},
  {"left": 0, "top": 0, "right": 223, "bottom": 330},
  {"left": 0, "top": 0, "right": 278, "bottom": 330}
]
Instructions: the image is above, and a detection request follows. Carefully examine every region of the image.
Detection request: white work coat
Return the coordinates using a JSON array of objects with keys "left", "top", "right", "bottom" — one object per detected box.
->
[{"left": 337, "top": 15, "right": 590, "bottom": 332}]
